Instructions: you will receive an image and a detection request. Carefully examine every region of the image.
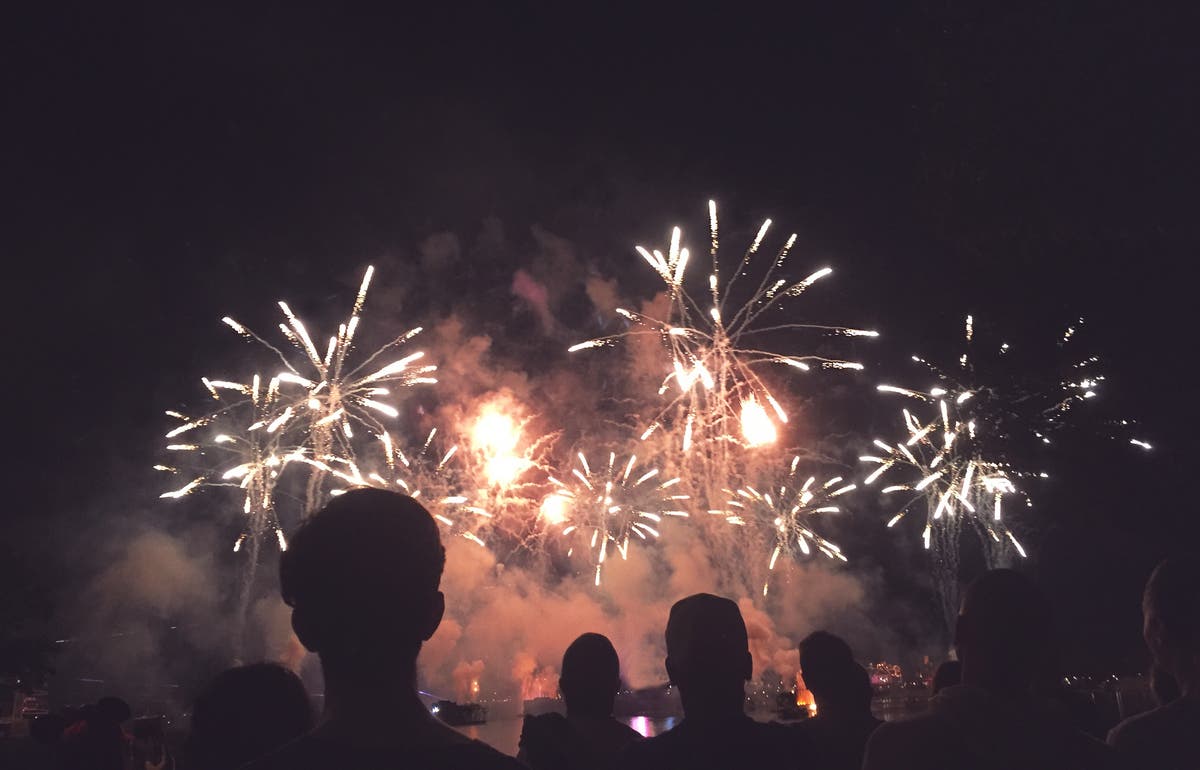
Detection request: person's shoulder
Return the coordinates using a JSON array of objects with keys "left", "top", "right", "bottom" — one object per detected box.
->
[
  {"left": 1107, "top": 696, "right": 1198, "bottom": 764},
  {"left": 241, "top": 733, "right": 335, "bottom": 770},
  {"left": 862, "top": 714, "right": 948, "bottom": 769},
  {"left": 439, "top": 739, "right": 527, "bottom": 769},
  {"left": 1107, "top": 701, "right": 1166, "bottom": 749},
  {"left": 243, "top": 733, "right": 524, "bottom": 770}
]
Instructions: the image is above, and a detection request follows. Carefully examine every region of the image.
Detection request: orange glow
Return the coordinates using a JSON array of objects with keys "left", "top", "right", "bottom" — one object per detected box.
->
[
  {"left": 539, "top": 494, "right": 569, "bottom": 525},
  {"left": 795, "top": 672, "right": 818, "bottom": 717},
  {"left": 470, "top": 679, "right": 480, "bottom": 700},
  {"left": 471, "top": 406, "right": 526, "bottom": 486},
  {"left": 740, "top": 396, "right": 778, "bottom": 447}
]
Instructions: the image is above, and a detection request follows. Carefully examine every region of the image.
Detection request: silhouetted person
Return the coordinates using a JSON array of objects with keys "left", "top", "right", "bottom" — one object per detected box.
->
[
  {"left": 1107, "top": 558, "right": 1200, "bottom": 769},
  {"left": 187, "top": 663, "right": 312, "bottom": 769},
  {"left": 62, "top": 696, "right": 132, "bottom": 770},
  {"left": 132, "top": 716, "right": 175, "bottom": 770},
  {"left": 246, "top": 488, "right": 523, "bottom": 769},
  {"left": 930, "top": 660, "right": 961, "bottom": 696},
  {"left": 621, "top": 593, "right": 811, "bottom": 770},
  {"left": 518, "top": 632, "right": 642, "bottom": 770},
  {"left": 1151, "top": 666, "right": 1182, "bottom": 707},
  {"left": 792, "top": 631, "right": 881, "bottom": 770},
  {"left": 863, "top": 569, "right": 1119, "bottom": 770}
]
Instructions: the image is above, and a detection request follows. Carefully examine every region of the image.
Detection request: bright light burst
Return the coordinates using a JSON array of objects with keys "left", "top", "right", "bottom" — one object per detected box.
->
[
  {"left": 863, "top": 387, "right": 1027, "bottom": 553},
  {"left": 358, "top": 427, "right": 492, "bottom": 547},
  {"left": 570, "top": 202, "right": 876, "bottom": 471},
  {"left": 541, "top": 451, "right": 690, "bottom": 586},
  {"left": 868, "top": 314, "right": 1147, "bottom": 561},
  {"left": 221, "top": 265, "right": 437, "bottom": 513},
  {"left": 716, "top": 455, "right": 854, "bottom": 596},
  {"left": 158, "top": 372, "right": 296, "bottom": 554}
]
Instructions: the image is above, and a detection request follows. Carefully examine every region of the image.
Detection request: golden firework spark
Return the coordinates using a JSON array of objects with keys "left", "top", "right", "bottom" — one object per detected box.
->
[
  {"left": 570, "top": 203, "right": 875, "bottom": 452},
  {"left": 220, "top": 266, "right": 437, "bottom": 513},
  {"left": 541, "top": 451, "right": 689, "bottom": 586},
  {"left": 716, "top": 455, "right": 853, "bottom": 596}
]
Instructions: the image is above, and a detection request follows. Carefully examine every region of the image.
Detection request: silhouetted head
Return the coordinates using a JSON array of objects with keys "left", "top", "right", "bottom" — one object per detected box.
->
[
  {"left": 954, "top": 569, "right": 1053, "bottom": 693},
  {"left": 188, "top": 662, "right": 313, "bottom": 770},
  {"left": 1142, "top": 558, "right": 1200, "bottom": 686},
  {"left": 94, "top": 697, "right": 132, "bottom": 724},
  {"left": 280, "top": 488, "right": 446, "bottom": 675},
  {"left": 798, "top": 631, "right": 854, "bottom": 697},
  {"left": 798, "top": 631, "right": 870, "bottom": 715},
  {"left": 931, "top": 660, "right": 962, "bottom": 695},
  {"left": 665, "top": 594, "right": 752, "bottom": 717},
  {"left": 559, "top": 633, "right": 622, "bottom": 718}
]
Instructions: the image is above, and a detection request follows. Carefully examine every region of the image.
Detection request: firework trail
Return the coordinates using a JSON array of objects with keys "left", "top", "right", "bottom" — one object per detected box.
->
[
  {"left": 158, "top": 372, "right": 300, "bottom": 651},
  {"left": 570, "top": 201, "right": 876, "bottom": 508},
  {"left": 540, "top": 451, "right": 689, "bottom": 586},
  {"left": 220, "top": 266, "right": 437, "bottom": 514},
  {"left": 863, "top": 315, "right": 1150, "bottom": 628},
  {"left": 861, "top": 386, "right": 1026, "bottom": 628},
  {"left": 356, "top": 427, "right": 492, "bottom": 547},
  {"left": 715, "top": 455, "right": 854, "bottom": 597}
]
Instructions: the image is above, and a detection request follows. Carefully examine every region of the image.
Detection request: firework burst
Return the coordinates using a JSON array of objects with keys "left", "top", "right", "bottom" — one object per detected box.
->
[
  {"left": 716, "top": 455, "right": 854, "bottom": 596},
  {"left": 355, "top": 427, "right": 492, "bottom": 547},
  {"left": 158, "top": 372, "right": 309, "bottom": 652},
  {"left": 569, "top": 202, "right": 875, "bottom": 505},
  {"left": 159, "top": 372, "right": 297, "bottom": 553},
  {"left": 540, "top": 451, "right": 689, "bottom": 586},
  {"left": 220, "top": 266, "right": 437, "bottom": 513},
  {"left": 867, "top": 314, "right": 1149, "bottom": 559}
]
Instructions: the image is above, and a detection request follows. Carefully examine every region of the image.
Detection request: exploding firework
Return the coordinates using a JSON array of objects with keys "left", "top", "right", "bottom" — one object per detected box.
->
[
  {"left": 540, "top": 451, "right": 689, "bottom": 586},
  {"left": 459, "top": 394, "right": 557, "bottom": 550},
  {"left": 716, "top": 455, "right": 854, "bottom": 596},
  {"left": 158, "top": 372, "right": 304, "bottom": 651},
  {"left": 357, "top": 427, "right": 492, "bottom": 547},
  {"left": 910, "top": 315, "right": 1151, "bottom": 454},
  {"left": 569, "top": 202, "right": 875, "bottom": 505},
  {"left": 862, "top": 383, "right": 1030, "bottom": 630},
  {"left": 220, "top": 266, "right": 437, "bottom": 514},
  {"left": 868, "top": 314, "right": 1150, "bottom": 555},
  {"left": 159, "top": 373, "right": 296, "bottom": 554}
]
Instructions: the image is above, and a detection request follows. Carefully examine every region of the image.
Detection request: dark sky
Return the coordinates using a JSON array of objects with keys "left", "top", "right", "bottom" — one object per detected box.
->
[{"left": 9, "top": 4, "right": 1198, "bottom": 672}]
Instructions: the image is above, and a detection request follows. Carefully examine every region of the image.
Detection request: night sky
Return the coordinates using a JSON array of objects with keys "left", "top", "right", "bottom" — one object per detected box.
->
[{"left": 9, "top": 5, "right": 1198, "bottom": 675}]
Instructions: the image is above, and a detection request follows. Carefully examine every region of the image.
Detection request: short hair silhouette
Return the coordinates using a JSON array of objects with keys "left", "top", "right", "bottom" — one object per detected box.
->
[
  {"left": 931, "top": 660, "right": 962, "bottom": 695},
  {"left": 280, "top": 488, "right": 446, "bottom": 663},
  {"left": 666, "top": 593, "right": 749, "bottom": 675},
  {"left": 559, "top": 633, "right": 621, "bottom": 717},
  {"left": 1143, "top": 558, "right": 1200, "bottom": 649},
  {"left": 798, "top": 631, "right": 855, "bottom": 699},
  {"left": 188, "top": 662, "right": 313, "bottom": 770},
  {"left": 94, "top": 696, "right": 131, "bottom": 724},
  {"left": 955, "top": 568, "right": 1052, "bottom": 677},
  {"left": 665, "top": 593, "right": 753, "bottom": 719}
]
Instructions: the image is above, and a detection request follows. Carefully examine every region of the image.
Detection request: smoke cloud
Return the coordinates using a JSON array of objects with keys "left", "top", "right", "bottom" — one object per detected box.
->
[{"left": 60, "top": 213, "right": 932, "bottom": 719}]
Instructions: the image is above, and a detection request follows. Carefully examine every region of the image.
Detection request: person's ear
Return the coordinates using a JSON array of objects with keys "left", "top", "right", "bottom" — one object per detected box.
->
[
  {"left": 741, "top": 651, "right": 753, "bottom": 682},
  {"left": 420, "top": 591, "right": 445, "bottom": 641},
  {"left": 665, "top": 656, "right": 678, "bottom": 686}
]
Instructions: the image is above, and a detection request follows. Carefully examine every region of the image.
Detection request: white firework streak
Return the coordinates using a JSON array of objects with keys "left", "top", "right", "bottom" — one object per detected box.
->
[
  {"left": 220, "top": 265, "right": 437, "bottom": 514},
  {"left": 716, "top": 455, "right": 854, "bottom": 596},
  {"left": 541, "top": 451, "right": 690, "bottom": 586},
  {"left": 569, "top": 203, "right": 876, "bottom": 504}
]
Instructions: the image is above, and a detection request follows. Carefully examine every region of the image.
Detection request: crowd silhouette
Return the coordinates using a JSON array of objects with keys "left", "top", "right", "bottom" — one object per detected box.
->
[{"left": 15, "top": 488, "right": 1195, "bottom": 768}]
